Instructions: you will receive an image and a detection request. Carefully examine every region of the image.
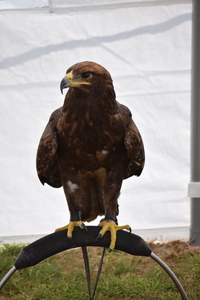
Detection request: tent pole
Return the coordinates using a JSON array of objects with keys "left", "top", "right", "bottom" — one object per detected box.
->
[{"left": 190, "top": 0, "right": 200, "bottom": 246}]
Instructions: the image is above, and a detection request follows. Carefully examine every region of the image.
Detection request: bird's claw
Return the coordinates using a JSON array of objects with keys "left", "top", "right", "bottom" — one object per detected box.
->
[
  {"left": 94, "top": 233, "right": 103, "bottom": 243},
  {"left": 97, "top": 221, "right": 131, "bottom": 250},
  {"left": 55, "top": 220, "right": 87, "bottom": 239},
  {"left": 81, "top": 222, "right": 88, "bottom": 233}
]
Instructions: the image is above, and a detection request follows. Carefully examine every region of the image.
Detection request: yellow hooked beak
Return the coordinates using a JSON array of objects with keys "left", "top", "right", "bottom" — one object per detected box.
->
[{"left": 60, "top": 71, "right": 90, "bottom": 94}]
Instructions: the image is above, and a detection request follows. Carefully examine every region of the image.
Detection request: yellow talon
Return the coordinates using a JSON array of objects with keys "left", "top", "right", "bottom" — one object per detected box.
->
[
  {"left": 98, "top": 221, "right": 131, "bottom": 250},
  {"left": 55, "top": 221, "right": 84, "bottom": 238}
]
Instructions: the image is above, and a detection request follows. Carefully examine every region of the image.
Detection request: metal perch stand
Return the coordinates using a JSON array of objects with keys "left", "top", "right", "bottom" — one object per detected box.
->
[{"left": 0, "top": 226, "right": 188, "bottom": 300}]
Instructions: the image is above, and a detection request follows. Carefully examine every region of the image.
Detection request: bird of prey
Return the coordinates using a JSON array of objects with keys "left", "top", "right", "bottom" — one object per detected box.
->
[{"left": 36, "top": 61, "right": 145, "bottom": 250}]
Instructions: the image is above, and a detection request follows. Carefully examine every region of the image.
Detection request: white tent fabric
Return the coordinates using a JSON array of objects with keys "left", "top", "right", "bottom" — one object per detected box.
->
[
  {"left": 0, "top": 1, "right": 192, "bottom": 243},
  {"left": 0, "top": 0, "right": 48, "bottom": 10}
]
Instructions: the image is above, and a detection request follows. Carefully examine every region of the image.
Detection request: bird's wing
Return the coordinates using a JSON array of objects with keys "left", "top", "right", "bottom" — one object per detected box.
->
[
  {"left": 120, "top": 104, "right": 145, "bottom": 179},
  {"left": 36, "top": 107, "right": 62, "bottom": 188}
]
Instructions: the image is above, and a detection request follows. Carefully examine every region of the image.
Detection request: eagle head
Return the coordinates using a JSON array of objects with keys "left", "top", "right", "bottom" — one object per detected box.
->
[{"left": 60, "top": 61, "right": 112, "bottom": 94}]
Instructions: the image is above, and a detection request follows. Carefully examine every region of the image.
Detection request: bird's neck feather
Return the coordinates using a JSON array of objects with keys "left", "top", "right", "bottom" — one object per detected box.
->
[{"left": 62, "top": 85, "right": 118, "bottom": 115}]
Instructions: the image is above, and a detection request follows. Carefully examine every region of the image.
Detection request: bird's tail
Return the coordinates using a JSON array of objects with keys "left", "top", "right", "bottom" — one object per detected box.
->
[{"left": 81, "top": 177, "right": 104, "bottom": 222}]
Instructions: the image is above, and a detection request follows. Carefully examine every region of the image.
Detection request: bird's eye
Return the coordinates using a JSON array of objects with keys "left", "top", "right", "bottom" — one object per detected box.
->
[{"left": 82, "top": 72, "right": 92, "bottom": 79}]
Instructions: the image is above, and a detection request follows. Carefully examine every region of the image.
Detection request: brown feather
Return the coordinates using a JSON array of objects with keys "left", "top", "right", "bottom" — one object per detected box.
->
[
  {"left": 36, "top": 61, "right": 145, "bottom": 222},
  {"left": 36, "top": 107, "right": 62, "bottom": 188}
]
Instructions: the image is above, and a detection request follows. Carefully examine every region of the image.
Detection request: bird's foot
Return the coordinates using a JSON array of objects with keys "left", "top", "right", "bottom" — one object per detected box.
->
[
  {"left": 96, "top": 220, "right": 131, "bottom": 251},
  {"left": 55, "top": 221, "right": 87, "bottom": 239}
]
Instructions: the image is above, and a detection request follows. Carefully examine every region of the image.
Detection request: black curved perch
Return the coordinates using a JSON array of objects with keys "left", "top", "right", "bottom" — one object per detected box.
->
[
  {"left": 0, "top": 226, "right": 188, "bottom": 300},
  {"left": 14, "top": 226, "right": 152, "bottom": 269}
]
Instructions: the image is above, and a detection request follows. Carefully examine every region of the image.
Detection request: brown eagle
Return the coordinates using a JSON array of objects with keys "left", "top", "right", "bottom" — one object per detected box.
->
[{"left": 36, "top": 61, "right": 145, "bottom": 250}]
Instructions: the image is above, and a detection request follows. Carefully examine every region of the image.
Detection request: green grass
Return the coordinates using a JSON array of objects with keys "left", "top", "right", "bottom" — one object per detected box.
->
[{"left": 0, "top": 240, "right": 200, "bottom": 299}]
